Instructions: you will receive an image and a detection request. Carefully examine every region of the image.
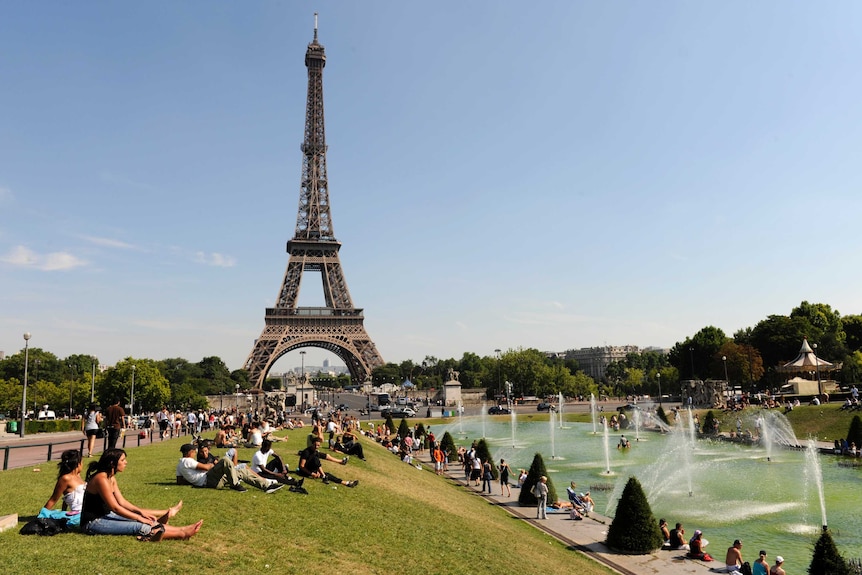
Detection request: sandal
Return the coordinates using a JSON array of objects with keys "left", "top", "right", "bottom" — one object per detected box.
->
[{"left": 137, "top": 522, "right": 166, "bottom": 542}]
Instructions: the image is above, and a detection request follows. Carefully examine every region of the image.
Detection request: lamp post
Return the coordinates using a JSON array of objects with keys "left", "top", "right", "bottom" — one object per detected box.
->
[
  {"left": 33, "top": 359, "right": 40, "bottom": 412},
  {"left": 130, "top": 364, "right": 136, "bottom": 419},
  {"left": 657, "top": 372, "right": 662, "bottom": 407},
  {"left": 68, "top": 363, "right": 77, "bottom": 417},
  {"left": 19, "top": 332, "right": 31, "bottom": 438},
  {"left": 722, "top": 355, "right": 729, "bottom": 391},
  {"left": 299, "top": 351, "right": 307, "bottom": 409},
  {"left": 813, "top": 343, "right": 823, "bottom": 398},
  {"left": 91, "top": 362, "right": 96, "bottom": 403}
]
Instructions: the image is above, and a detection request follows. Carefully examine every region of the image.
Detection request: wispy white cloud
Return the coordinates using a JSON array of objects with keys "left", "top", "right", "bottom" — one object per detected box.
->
[
  {"left": 100, "top": 171, "right": 159, "bottom": 192},
  {"left": 0, "top": 245, "right": 88, "bottom": 271},
  {"left": 194, "top": 251, "right": 237, "bottom": 268},
  {"left": 81, "top": 235, "right": 138, "bottom": 250}
]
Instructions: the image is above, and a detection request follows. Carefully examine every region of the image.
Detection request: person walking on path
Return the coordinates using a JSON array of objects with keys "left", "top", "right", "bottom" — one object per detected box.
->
[
  {"left": 534, "top": 476, "right": 549, "bottom": 519},
  {"left": 499, "top": 458, "right": 512, "bottom": 497},
  {"left": 104, "top": 398, "right": 125, "bottom": 451}
]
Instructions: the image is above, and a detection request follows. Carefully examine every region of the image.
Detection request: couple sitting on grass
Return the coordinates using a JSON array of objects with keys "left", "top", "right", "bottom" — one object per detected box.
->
[{"left": 39, "top": 448, "right": 202, "bottom": 541}]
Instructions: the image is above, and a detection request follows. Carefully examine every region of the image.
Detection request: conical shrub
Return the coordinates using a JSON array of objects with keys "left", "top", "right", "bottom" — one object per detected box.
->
[
  {"left": 518, "top": 452, "right": 556, "bottom": 506},
  {"left": 606, "top": 476, "right": 664, "bottom": 554},
  {"left": 397, "top": 418, "right": 410, "bottom": 439},
  {"left": 846, "top": 415, "right": 862, "bottom": 451},
  {"left": 808, "top": 528, "right": 851, "bottom": 575},
  {"left": 474, "top": 438, "right": 498, "bottom": 479},
  {"left": 439, "top": 431, "right": 458, "bottom": 463}
]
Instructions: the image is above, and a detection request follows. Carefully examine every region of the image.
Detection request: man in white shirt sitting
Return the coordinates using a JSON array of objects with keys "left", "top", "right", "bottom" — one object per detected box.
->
[
  {"left": 176, "top": 443, "right": 282, "bottom": 494},
  {"left": 251, "top": 439, "right": 304, "bottom": 488}
]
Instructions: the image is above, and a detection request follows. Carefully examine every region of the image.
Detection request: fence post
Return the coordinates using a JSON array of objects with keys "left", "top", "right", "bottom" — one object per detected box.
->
[{"left": 3, "top": 446, "right": 9, "bottom": 471}]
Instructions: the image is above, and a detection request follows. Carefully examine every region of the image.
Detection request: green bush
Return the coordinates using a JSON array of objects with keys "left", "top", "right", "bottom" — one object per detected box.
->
[
  {"left": 605, "top": 476, "right": 664, "bottom": 554},
  {"left": 24, "top": 419, "right": 81, "bottom": 434},
  {"left": 439, "top": 431, "right": 458, "bottom": 463},
  {"left": 518, "top": 452, "right": 556, "bottom": 506},
  {"left": 702, "top": 410, "right": 717, "bottom": 435},
  {"left": 808, "top": 528, "right": 851, "bottom": 575},
  {"left": 397, "top": 418, "right": 410, "bottom": 439},
  {"left": 384, "top": 413, "right": 395, "bottom": 434},
  {"left": 845, "top": 415, "right": 862, "bottom": 449},
  {"left": 474, "top": 439, "right": 498, "bottom": 480}
]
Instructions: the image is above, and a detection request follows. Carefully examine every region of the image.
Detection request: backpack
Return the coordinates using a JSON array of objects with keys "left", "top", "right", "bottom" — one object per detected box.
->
[
  {"left": 20, "top": 517, "right": 69, "bottom": 536},
  {"left": 740, "top": 562, "right": 752, "bottom": 575}
]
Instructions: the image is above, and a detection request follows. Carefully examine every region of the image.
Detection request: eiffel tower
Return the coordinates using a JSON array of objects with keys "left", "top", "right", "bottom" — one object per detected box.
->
[{"left": 244, "top": 16, "right": 384, "bottom": 388}]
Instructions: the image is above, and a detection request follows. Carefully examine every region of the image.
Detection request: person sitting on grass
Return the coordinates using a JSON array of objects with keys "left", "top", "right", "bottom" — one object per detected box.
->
[
  {"left": 39, "top": 449, "right": 86, "bottom": 528},
  {"left": 82, "top": 448, "right": 201, "bottom": 541},
  {"left": 297, "top": 437, "right": 358, "bottom": 488},
  {"left": 176, "top": 443, "right": 282, "bottom": 494},
  {"left": 337, "top": 430, "right": 366, "bottom": 460},
  {"left": 251, "top": 438, "right": 303, "bottom": 487}
]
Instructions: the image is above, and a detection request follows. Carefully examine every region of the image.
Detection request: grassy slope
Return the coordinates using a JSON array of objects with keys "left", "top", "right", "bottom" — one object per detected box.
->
[{"left": 0, "top": 429, "right": 616, "bottom": 575}]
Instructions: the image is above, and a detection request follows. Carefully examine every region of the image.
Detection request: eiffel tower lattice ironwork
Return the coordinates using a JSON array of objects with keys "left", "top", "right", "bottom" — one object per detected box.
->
[{"left": 244, "top": 17, "right": 384, "bottom": 388}]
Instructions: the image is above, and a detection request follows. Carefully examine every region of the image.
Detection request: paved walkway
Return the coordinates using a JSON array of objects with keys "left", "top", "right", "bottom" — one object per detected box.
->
[{"left": 415, "top": 448, "right": 728, "bottom": 575}]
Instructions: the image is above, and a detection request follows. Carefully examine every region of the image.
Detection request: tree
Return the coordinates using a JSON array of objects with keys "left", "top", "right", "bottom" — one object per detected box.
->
[
  {"left": 606, "top": 476, "right": 664, "bottom": 554},
  {"left": 846, "top": 416, "right": 862, "bottom": 450},
  {"left": 518, "top": 452, "right": 556, "bottom": 507},
  {"left": 843, "top": 314, "right": 862, "bottom": 353},
  {"left": 717, "top": 341, "right": 764, "bottom": 390},
  {"left": 808, "top": 528, "right": 851, "bottom": 575},
  {"left": 384, "top": 413, "right": 395, "bottom": 435},
  {"left": 474, "top": 439, "right": 498, "bottom": 480},
  {"left": 702, "top": 410, "right": 718, "bottom": 435},
  {"left": 790, "top": 301, "right": 846, "bottom": 360},
  {"left": 98, "top": 359, "right": 170, "bottom": 414},
  {"left": 668, "top": 326, "right": 728, "bottom": 380}
]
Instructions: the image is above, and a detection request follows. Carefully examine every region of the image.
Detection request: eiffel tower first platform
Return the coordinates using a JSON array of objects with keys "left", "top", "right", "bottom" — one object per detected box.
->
[{"left": 244, "top": 17, "right": 384, "bottom": 388}]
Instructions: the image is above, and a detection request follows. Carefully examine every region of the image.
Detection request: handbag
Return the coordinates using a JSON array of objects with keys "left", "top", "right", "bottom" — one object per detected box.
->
[{"left": 95, "top": 428, "right": 105, "bottom": 439}]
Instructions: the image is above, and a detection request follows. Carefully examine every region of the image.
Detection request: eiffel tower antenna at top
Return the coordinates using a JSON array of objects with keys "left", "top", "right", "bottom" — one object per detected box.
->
[{"left": 313, "top": 12, "right": 318, "bottom": 43}]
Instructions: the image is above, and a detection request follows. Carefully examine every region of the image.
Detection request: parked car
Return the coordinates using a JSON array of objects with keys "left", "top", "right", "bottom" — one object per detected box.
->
[
  {"left": 389, "top": 407, "right": 416, "bottom": 418},
  {"left": 537, "top": 402, "right": 554, "bottom": 411},
  {"left": 488, "top": 405, "right": 511, "bottom": 415}
]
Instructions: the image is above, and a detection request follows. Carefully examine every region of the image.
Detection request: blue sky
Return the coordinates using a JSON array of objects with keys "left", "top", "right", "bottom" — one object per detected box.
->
[{"left": 2, "top": 2, "right": 861, "bottom": 373}]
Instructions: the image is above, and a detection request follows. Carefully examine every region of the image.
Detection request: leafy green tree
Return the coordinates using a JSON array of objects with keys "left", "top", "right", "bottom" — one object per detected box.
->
[
  {"left": 791, "top": 301, "right": 847, "bottom": 360},
  {"left": 668, "top": 326, "right": 728, "bottom": 380},
  {"left": 474, "top": 439, "right": 498, "bottom": 480},
  {"left": 98, "top": 359, "right": 170, "bottom": 414},
  {"left": 840, "top": 351, "right": 862, "bottom": 385},
  {"left": 808, "top": 528, "right": 851, "bottom": 575},
  {"left": 518, "top": 452, "right": 556, "bottom": 506},
  {"left": 843, "top": 314, "right": 862, "bottom": 353},
  {"left": 846, "top": 416, "right": 862, "bottom": 450},
  {"left": 656, "top": 406, "right": 669, "bottom": 426},
  {"left": 606, "top": 476, "right": 664, "bottom": 553},
  {"left": 717, "top": 341, "right": 764, "bottom": 389},
  {"left": 749, "top": 314, "right": 816, "bottom": 384},
  {"left": 384, "top": 413, "right": 395, "bottom": 435}
]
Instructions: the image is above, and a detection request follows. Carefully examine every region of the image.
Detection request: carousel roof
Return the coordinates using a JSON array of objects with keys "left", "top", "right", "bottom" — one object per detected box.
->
[{"left": 779, "top": 338, "right": 834, "bottom": 372}]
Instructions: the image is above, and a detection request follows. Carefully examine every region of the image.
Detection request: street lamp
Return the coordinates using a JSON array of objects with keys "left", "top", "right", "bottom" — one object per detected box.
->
[
  {"left": 657, "top": 372, "right": 662, "bottom": 407},
  {"left": 813, "top": 343, "right": 823, "bottom": 398},
  {"left": 91, "top": 362, "right": 96, "bottom": 403},
  {"left": 19, "top": 332, "right": 31, "bottom": 438},
  {"left": 130, "top": 364, "right": 136, "bottom": 419},
  {"left": 722, "top": 355, "right": 729, "bottom": 388}
]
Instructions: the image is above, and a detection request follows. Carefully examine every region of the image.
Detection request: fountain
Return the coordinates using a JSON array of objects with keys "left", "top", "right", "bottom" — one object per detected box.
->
[
  {"left": 590, "top": 393, "right": 598, "bottom": 434},
  {"left": 549, "top": 409, "right": 556, "bottom": 459},
  {"left": 481, "top": 401, "right": 487, "bottom": 439},
  {"left": 510, "top": 406, "right": 516, "bottom": 448},
  {"left": 457, "top": 401, "right": 466, "bottom": 436},
  {"left": 439, "top": 415, "right": 861, "bottom": 573},
  {"left": 602, "top": 419, "right": 611, "bottom": 474},
  {"left": 805, "top": 437, "right": 828, "bottom": 530},
  {"left": 760, "top": 411, "right": 802, "bottom": 461},
  {"left": 632, "top": 409, "right": 641, "bottom": 442}
]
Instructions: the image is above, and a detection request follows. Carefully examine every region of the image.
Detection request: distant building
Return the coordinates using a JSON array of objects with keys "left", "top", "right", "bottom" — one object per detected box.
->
[{"left": 566, "top": 345, "right": 641, "bottom": 380}]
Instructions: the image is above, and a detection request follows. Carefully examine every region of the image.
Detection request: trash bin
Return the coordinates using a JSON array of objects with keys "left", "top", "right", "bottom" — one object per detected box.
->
[{"left": 7, "top": 420, "right": 17, "bottom": 434}]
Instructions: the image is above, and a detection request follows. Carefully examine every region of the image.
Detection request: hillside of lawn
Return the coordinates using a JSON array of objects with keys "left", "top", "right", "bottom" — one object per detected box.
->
[{"left": 0, "top": 427, "right": 615, "bottom": 575}]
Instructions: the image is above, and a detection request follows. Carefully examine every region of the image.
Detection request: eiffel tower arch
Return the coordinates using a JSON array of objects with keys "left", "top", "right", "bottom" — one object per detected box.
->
[{"left": 244, "top": 16, "right": 384, "bottom": 388}]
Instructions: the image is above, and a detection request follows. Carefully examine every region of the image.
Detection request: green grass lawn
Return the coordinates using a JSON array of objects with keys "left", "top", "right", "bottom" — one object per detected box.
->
[{"left": 0, "top": 427, "right": 616, "bottom": 575}]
